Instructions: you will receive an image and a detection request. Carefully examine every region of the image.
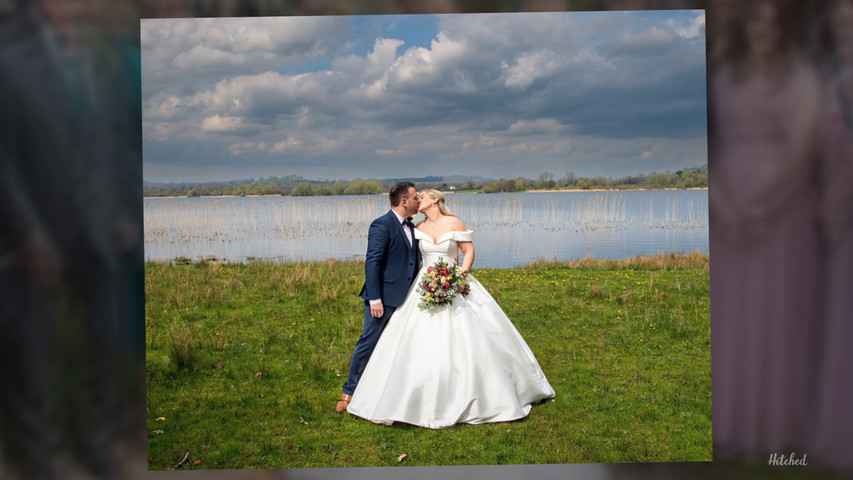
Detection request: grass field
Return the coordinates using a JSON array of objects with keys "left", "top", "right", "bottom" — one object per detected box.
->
[{"left": 145, "top": 252, "right": 711, "bottom": 469}]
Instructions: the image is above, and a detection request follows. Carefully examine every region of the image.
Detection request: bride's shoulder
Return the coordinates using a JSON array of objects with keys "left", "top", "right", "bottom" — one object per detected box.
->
[
  {"left": 444, "top": 216, "right": 472, "bottom": 242},
  {"left": 446, "top": 216, "right": 467, "bottom": 231}
]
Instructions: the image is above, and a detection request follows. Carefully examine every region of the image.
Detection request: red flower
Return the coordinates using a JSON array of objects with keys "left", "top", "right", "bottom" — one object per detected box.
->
[
  {"left": 427, "top": 266, "right": 434, "bottom": 274},
  {"left": 438, "top": 267, "right": 448, "bottom": 276},
  {"left": 441, "top": 281, "right": 451, "bottom": 290}
]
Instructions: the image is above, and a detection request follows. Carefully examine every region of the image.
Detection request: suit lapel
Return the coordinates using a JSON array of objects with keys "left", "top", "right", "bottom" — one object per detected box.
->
[{"left": 387, "top": 210, "right": 412, "bottom": 252}]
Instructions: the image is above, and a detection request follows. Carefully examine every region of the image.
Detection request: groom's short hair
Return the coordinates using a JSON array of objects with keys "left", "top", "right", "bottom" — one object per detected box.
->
[{"left": 389, "top": 182, "right": 415, "bottom": 207}]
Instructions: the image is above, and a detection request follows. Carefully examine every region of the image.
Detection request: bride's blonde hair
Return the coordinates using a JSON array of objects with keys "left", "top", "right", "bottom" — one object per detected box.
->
[{"left": 422, "top": 189, "right": 455, "bottom": 217}]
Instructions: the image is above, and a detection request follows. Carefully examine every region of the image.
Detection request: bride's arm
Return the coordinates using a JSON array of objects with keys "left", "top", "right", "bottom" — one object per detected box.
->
[
  {"left": 458, "top": 241, "right": 474, "bottom": 273},
  {"left": 447, "top": 216, "right": 474, "bottom": 273}
]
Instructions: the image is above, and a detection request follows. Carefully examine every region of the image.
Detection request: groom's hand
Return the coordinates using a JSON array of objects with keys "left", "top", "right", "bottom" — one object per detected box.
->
[{"left": 370, "top": 301, "right": 384, "bottom": 318}]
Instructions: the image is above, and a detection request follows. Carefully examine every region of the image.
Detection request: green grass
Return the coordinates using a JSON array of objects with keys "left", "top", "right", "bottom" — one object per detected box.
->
[{"left": 145, "top": 253, "right": 710, "bottom": 469}]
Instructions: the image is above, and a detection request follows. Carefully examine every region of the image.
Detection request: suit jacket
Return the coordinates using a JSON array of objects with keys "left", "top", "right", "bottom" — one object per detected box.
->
[{"left": 359, "top": 210, "right": 420, "bottom": 308}]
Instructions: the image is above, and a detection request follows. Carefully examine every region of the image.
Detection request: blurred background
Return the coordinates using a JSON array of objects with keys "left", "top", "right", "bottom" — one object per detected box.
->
[{"left": 0, "top": 0, "right": 850, "bottom": 479}]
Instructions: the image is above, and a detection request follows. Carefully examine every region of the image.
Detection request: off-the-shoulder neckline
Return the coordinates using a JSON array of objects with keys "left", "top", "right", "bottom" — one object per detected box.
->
[{"left": 414, "top": 229, "right": 472, "bottom": 244}]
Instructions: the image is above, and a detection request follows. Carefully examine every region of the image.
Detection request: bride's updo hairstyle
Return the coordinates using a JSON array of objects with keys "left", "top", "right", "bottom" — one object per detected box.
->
[{"left": 423, "top": 188, "right": 456, "bottom": 217}]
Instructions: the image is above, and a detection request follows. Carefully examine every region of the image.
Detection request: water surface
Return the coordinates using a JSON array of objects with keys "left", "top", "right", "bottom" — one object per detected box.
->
[{"left": 144, "top": 190, "right": 708, "bottom": 268}]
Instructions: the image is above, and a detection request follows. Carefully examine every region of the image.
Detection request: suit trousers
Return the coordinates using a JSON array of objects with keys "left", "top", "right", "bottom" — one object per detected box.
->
[{"left": 342, "top": 303, "right": 397, "bottom": 396}]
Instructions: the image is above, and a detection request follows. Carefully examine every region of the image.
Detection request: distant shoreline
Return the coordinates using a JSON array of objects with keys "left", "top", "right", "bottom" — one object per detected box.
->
[
  {"left": 144, "top": 194, "right": 301, "bottom": 199},
  {"left": 460, "top": 187, "right": 708, "bottom": 194},
  {"left": 143, "top": 187, "right": 708, "bottom": 199}
]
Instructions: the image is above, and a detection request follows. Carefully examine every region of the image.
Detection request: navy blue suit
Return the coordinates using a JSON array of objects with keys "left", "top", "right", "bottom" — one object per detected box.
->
[{"left": 343, "top": 210, "right": 420, "bottom": 395}]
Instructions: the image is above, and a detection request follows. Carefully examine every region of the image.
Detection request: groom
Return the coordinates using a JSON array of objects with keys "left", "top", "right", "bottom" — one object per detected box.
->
[{"left": 336, "top": 182, "right": 421, "bottom": 413}]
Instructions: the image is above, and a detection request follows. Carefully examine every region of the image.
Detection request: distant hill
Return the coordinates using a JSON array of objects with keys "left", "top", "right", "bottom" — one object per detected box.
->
[
  {"left": 144, "top": 174, "right": 493, "bottom": 187},
  {"left": 377, "top": 176, "right": 443, "bottom": 183},
  {"left": 441, "top": 175, "right": 492, "bottom": 183},
  {"left": 374, "top": 175, "right": 492, "bottom": 184}
]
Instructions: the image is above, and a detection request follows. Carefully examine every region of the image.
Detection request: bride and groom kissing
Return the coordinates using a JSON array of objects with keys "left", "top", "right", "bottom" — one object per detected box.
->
[{"left": 335, "top": 182, "right": 555, "bottom": 429}]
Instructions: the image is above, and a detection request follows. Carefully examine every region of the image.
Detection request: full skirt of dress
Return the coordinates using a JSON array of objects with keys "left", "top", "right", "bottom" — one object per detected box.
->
[{"left": 346, "top": 274, "right": 555, "bottom": 429}]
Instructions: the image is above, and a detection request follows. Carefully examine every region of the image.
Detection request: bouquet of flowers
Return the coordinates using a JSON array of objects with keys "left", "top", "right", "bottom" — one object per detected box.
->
[{"left": 416, "top": 257, "right": 471, "bottom": 310}]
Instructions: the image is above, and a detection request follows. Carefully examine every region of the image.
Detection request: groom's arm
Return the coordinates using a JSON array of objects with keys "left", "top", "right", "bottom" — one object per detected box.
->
[{"left": 364, "top": 219, "right": 389, "bottom": 317}]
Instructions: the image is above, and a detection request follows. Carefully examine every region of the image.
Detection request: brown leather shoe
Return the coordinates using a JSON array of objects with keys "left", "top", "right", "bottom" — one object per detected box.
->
[{"left": 336, "top": 394, "right": 352, "bottom": 413}]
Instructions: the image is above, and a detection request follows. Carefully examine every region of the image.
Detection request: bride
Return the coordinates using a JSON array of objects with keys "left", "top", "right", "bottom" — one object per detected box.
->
[{"left": 346, "top": 189, "right": 555, "bottom": 428}]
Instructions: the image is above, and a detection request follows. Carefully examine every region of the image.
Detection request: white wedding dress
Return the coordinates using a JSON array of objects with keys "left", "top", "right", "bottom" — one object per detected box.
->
[{"left": 347, "top": 229, "right": 555, "bottom": 428}]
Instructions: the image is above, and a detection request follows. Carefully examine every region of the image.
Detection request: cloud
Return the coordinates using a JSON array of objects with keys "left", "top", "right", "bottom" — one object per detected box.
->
[
  {"left": 381, "top": 31, "right": 472, "bottom": 94},
  {"left": 598, "top": 26, "right": 679, "bottom": 59},
  {"left": 229, "top": 141, "right": 267, "bottom": 155},
  {"left": 142, "top": 12, "right": 707, "bottom": 183},
  {"left": 333, "top": 37, "right": 404, "bottom": 82},
  {"left": 506, "top": 118, "right": 567, "bottom": 136},
  {"left": 201, "top": 115, "right": 244, "bottom": 132},
  {"left": 669, "top": 13, "right": 706, "bottom": 39},
  {"left": 501, "top": 51, "right": 561, "bottom": 89},
  {"left": 639, "top": 143, "right": 662, "bottom": 158},
  {"left": 140, "top": 17, "right": 351, "bottom": 100},
  {"left": 145, "top": 95, "right": 195, "bottom": 121},
  {"left": 376, "top": 148, "right": 404, "bottom": 155},
  {"left": 271, "top": 138, "right": 304, "bottom": 152}
]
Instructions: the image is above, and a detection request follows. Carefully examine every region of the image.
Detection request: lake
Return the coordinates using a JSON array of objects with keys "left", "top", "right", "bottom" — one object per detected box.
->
[{"left": 144, "top": 190, "right": 708, "bottom": 268}]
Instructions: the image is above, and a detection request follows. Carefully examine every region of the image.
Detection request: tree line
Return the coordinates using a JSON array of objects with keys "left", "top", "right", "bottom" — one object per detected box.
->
[
  {"left": 145, "top": 176, "right": 387, "bottom": 198},
  {"left": 143, "top": 166, "right": 707, "bottom": 198},
  {"left": 481, "top": 166, "right": 707, "bottom": 193}
]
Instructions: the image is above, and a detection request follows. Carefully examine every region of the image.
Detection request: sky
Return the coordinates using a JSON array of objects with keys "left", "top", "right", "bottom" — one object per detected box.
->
[{"left": 141, "top": 11, "right": 707, "bottom": 183}]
